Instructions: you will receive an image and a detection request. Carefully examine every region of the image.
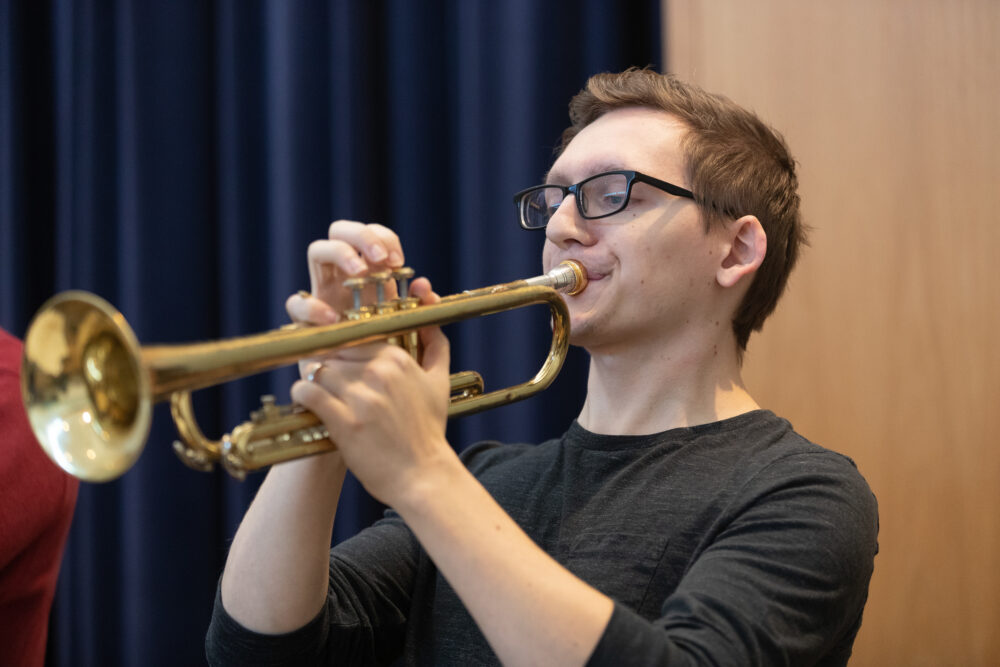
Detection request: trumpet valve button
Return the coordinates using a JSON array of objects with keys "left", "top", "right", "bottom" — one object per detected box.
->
[
  {"left": 251, "top": 395, "right": 280, "bottom": 423},
  {"left": 369, "top": 271, "right": 392, "bottom": 305},
  {"left": 391, "top": 267, "right": 415, "bottom": 298},
  {"left": 343, "top": 277, "right": 370, "bottom": 311}
]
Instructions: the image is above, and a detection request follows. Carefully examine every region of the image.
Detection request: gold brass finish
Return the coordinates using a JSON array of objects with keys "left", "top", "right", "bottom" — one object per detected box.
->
[{"left": 21, "top": 261, "right": 587, "bottom": 482}]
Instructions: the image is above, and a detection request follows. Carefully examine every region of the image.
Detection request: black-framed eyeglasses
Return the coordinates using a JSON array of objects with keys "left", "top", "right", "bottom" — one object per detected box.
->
[{"left": 513, "top": 170, "right": 695, "bottom": 230}]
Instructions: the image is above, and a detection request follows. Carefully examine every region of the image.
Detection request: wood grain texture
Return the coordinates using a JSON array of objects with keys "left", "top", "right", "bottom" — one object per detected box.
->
[{"left": 664, "top": 1, "right": 1000, "bottom": 663}]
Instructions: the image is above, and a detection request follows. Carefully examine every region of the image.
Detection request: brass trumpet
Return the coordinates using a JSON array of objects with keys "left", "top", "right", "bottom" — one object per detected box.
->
[{"left": 21, "top": 261, "right": 586, "bottom": 482}]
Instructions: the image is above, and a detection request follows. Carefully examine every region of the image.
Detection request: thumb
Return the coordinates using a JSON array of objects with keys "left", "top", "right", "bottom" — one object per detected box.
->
[
  {"left": 419, "top": 324, "right": 450, "bottom": 378},
  {"left": 410, "top": 281, "right": 449, "bottom": 377}
]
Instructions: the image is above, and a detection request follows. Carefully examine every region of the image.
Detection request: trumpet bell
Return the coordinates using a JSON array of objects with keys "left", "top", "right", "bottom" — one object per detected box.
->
[{"left": 21, "top": 291, "right": 152, "bottom": 482}]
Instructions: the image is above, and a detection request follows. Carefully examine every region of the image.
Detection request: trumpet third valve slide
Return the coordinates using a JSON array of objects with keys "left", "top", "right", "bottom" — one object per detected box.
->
[{"left": 20, "top": 260, "right": 587, "bottom": 482}]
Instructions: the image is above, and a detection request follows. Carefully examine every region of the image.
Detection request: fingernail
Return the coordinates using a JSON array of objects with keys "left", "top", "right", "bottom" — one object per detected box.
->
[
  {"left": 347, "top": 258, "right": 366, "bottom": 274},
  {"left": 368, "top": 245, "right": 387, "bottom": 262},
  {"left": 388, "top": 251, "right": 403, "bottom": 267}
]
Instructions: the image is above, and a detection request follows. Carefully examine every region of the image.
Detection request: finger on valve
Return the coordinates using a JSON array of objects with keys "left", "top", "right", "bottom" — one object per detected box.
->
[
  {"left": 286, "top": 289, "right": 338, "bottom": 326},
  {"left": 325, "top": 221, "right": 405, "bottom": 270}
]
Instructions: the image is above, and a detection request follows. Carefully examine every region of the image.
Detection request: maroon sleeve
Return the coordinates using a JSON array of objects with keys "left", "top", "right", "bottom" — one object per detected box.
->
[{"left": 0, "top": 328, "right": 79, "bottom": 667}]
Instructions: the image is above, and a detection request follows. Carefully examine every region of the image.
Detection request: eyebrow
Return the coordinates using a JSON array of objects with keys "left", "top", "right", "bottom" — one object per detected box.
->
[{"left": 543, "top": 162, "right": 627, "bottom": 185}]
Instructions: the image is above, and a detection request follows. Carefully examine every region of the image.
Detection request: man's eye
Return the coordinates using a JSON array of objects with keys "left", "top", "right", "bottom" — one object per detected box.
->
[{"left": 602, "top": 190, "right": 627, "bottom": 206}]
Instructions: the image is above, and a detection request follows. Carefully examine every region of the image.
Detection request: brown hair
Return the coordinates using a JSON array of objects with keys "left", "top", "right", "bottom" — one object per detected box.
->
[{"left": 560, "top": 68, "right": 807, "bottom": 351}]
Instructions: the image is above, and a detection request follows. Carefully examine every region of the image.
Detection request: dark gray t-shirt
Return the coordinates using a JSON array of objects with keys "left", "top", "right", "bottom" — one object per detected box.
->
[{"left": 206, "top": 410, "right": 878, "bottom": 666}]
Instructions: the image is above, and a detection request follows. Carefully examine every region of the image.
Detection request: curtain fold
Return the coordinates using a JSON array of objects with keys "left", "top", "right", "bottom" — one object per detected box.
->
[{"left": 1, "top": 2, "right": 661, "bottom": 664}]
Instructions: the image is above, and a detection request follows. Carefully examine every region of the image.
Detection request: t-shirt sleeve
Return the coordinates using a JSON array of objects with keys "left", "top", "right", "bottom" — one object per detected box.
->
[
  {"left": 586, "top": 451, "right": 879, "bottom": 666},
  {"left": 206, "top": 510, "right": 422, "bottom": 667}
]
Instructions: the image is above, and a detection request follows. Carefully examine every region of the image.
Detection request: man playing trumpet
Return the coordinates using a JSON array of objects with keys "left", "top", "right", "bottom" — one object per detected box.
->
[{"left": 207, "top": 69, "right": 878, "bottom": 666}]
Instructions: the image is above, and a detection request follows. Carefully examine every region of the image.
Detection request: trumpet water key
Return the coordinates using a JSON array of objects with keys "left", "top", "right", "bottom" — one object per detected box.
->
[{"left": 21, "top": 261, "right": 587, "bottom": 482}]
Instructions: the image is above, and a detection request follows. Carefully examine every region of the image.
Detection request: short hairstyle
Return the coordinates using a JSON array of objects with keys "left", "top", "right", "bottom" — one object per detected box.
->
[{"left": 559, "top": 68, "right": 807, "bottom": 351}]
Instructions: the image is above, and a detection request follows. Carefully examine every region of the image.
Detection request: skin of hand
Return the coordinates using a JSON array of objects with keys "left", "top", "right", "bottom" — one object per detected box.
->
[
  {"left": 284, "top": 220, "right": 459, "bottom": 506},
  {"left": 291, "top": 298, "right": 457, "bottom": 507},
  {"left": 287, "top": 220, "right": 405, "bottom": 324}
]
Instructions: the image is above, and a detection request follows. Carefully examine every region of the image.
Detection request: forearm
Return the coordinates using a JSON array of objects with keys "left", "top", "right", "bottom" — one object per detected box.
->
[
  {"left": 220, "top": 453, "right": 347, "bottom": 633},
  {"left": 394, "top": 459, "right": 614, "bottom": 667}
]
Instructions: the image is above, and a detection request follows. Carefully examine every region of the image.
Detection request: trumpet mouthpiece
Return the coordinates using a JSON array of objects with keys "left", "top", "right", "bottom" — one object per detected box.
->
[
  {"left": 549, "top": 260, "right": 588, "bottom": 296},
  {"left": 524, "top": 260, "right": 587, "bottom": 295}
]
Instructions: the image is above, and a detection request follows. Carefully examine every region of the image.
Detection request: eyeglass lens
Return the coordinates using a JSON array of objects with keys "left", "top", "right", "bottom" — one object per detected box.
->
[{"left": 522, "top": 173, "right": 630, "bottom": 229}]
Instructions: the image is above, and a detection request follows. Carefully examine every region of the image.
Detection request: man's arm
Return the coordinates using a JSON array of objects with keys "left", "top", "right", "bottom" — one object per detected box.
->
[
  {"left": 217, "top": 221, "right": 409, "bottom": 635},
  {"left": 219, "top": 454, "right": 347, "bottom": 633},
  {"left": 207, "top": 498, "right": 423, "bottom": 666},
  {"left": 398, "top": 456, "right": 616, "bottom": 665},
  {"left": 293, "top": 323, "right": 616, "bottom": 666}
]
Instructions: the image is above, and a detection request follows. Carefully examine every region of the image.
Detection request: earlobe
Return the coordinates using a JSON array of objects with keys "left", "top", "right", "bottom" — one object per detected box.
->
[{"left": 717, "top": 215, "right": 767, "bottom": 288}]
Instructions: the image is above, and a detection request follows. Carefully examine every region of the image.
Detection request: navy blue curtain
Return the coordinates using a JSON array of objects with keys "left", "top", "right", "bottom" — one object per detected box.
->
[{"left": 1, "top": 1, "right": 662, "bottom": 664}]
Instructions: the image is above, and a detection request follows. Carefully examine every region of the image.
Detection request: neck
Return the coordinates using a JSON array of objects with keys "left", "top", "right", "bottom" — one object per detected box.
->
[{"left": 576, "top": 327, "right": 759, "bottom": 435}]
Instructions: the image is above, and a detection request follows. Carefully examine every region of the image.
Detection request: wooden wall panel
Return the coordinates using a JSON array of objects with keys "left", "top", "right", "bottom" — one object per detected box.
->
[{"left": 664, "top": 1, "right": 1000, "bottom": 664}]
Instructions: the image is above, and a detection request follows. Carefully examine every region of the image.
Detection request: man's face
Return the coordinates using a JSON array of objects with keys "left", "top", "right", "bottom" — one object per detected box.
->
[{"left": 542, "top": 107, "right": 729, "bottom": 354}]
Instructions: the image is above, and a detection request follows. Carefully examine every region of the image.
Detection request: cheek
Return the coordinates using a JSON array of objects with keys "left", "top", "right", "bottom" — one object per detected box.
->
[
  {"left": 634, "top": 230, "right": 712, "bottom": 289},
  {"left": 631, "top": 229, "right": 671, "bottom": 272}
]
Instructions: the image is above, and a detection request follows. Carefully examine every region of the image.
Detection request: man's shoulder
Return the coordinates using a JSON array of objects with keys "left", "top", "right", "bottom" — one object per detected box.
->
[
  {"left": 691, "top": 409, "right": 861, "bottom": 473},
  {"left": 715, "top": 411, "right": 877, "bottom": 526},
  {"left": 742, "top": 411, "right": 868, "bottom": 484}
]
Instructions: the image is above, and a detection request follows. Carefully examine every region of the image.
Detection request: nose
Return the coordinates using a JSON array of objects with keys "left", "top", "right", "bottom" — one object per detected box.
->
[{"left": 545, "top": 195, "right": 596, "bottom": 249}]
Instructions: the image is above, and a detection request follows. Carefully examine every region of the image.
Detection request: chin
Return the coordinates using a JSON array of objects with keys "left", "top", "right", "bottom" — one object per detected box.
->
[{"left": 566, "top": 314, "right": 600, "bottom": 347}]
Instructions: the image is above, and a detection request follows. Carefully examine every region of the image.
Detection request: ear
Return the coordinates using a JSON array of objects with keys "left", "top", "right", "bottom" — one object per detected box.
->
[{"left": 717, "top": 215, "right": 767, "bottom": 288}]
